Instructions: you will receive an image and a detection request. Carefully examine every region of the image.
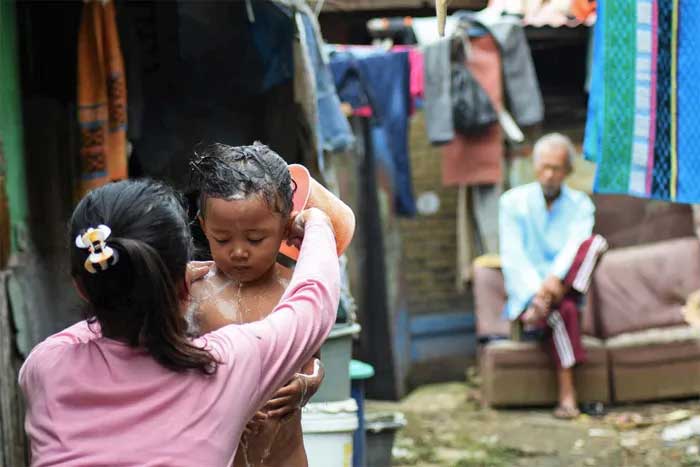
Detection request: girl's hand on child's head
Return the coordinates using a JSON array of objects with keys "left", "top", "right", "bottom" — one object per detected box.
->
[
  {"left": 286, "top": 208, "right": 333, "bottom": 250},
  {"left": 286, "top": 210, "right": 304, "bottom": 250}
]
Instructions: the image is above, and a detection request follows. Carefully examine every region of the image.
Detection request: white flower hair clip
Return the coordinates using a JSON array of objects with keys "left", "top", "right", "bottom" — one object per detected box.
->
[{"left": 75, "top": 225, "right": 119, "bottom": 274}]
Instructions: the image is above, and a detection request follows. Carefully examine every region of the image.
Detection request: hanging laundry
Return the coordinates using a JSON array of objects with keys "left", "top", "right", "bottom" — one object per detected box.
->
[
  {"left": 441, "top": 34, "right": 504, "bottom": 187},
  {"left": 423, "top": 37, "right": 454, "bottom": 144},
  {"left": 468, "top": 9, "right": 544, "bottom": 127},
  {"left": 455, "top": 183, "right": 501, "bottom": 290},
  {"left": 298, "top": 7, "right": 354, "bottom": 155},
  {"left": 330, "top": 48, "right": 417, "bottom": 216},
  {"left": 584, "top": 0, "right": 700, "bottom": 203},
  {"left": 676, "top": 0, "right": 700, "bottom": 203},
  {"left": 451, "top": 57, "right": 499, "bottom": 135},
  {"left": 392, "top": 46, "right": 424, "bottom": 112},
  {"left": 77, "top": 0, "right": 128, "bottom": 197}
]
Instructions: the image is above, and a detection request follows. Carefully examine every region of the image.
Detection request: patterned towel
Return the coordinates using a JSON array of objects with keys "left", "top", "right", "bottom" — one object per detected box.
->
[
  {"left": 77, "top": 0, "right": 127, "bottom": 198},
  {"left": 677, "top": 0, "right": 700, "bottom": 202},
  {"left": 585, "top": 0, "right": 700, "bottom": 203}
]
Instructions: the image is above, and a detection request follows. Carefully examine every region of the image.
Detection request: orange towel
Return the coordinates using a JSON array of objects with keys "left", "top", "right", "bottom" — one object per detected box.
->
[{"left": 77, "top": 0, "right": 127, "bottom": 198}]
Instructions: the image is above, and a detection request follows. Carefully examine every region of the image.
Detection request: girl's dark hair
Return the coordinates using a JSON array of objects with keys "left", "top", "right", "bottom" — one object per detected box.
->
[
  {"left": 70, "top": 179, "right": 217, "bottom": 374},
  {"left": 189, "top": 142, "right": 294, "bottom": 218}
]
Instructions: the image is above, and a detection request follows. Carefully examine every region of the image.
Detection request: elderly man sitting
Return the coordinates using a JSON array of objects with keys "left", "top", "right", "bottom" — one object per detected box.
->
[{"left": 499, "top": 133, "right": 607, "bottom": 419}]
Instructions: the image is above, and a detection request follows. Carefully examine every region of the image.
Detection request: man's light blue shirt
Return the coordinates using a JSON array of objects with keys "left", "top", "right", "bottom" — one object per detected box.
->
[{"left": 499, "top": 182, "right": 595, "bottom": 320}]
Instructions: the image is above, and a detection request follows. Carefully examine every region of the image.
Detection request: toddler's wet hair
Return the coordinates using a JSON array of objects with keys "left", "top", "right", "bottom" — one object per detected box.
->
[{"left": 189, "top": 142, "right": 294, "bottom": 217}]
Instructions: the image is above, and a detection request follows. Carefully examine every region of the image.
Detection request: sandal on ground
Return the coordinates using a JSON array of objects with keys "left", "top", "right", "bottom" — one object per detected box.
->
[{"left": 553, "top": 405, "right": 580, "bottom": 420}]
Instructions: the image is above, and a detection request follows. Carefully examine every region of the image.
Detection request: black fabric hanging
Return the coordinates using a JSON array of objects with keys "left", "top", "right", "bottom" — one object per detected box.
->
[
  {"left": 450, "top": 62, "right": 498, "bottom": 136},
  {"left": 449, "top": 33, "right": 498, "bottom": 136}
]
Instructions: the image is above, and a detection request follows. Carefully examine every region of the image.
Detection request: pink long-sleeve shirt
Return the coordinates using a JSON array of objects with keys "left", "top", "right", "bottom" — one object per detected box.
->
[{"left": 19, "top": 219, "right": 339, "bottom": 467}]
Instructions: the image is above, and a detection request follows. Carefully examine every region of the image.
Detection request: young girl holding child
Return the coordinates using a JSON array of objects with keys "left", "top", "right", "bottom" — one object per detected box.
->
[
  {"left": 19, "top": 179, "right": 339, "bottom": 466},
  {"left": 188, "top": 142, "right": 325, "bottom": 467}
]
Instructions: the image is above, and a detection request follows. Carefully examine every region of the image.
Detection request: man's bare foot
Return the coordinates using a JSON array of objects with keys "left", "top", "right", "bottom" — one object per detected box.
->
[
  {"left": 556, "top": 367, "right": 578, "bottom": 419},
  {"left": 553, "top": 405, "right": 580, "bottom": 420}
]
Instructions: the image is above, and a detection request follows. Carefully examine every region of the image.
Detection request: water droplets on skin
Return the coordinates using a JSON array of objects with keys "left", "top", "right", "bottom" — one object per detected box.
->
[
  {"left": 183, "top": 301, "right": 201, "bottom": 336},
  {"left": 261, "top": 423, "right": 283, "bottom": 463},
  {"left": 187, "top": 266, "right": 261, "bottom": 332},
  {"left": 275, "top": 269, "right": 290, "bottom": 290},
  {"left": 240, "top": 435, "right": 252, "bottom": 467}
]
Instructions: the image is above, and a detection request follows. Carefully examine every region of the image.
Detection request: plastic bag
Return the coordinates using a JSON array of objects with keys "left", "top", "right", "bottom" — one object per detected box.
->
[{"left": 450, "top": 63, "right": 498, "bottom": 135}]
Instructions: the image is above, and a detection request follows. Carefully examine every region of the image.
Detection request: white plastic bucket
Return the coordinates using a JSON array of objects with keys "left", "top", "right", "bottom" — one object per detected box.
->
[{"left": 302, "top": 398, "right": 358, "bottom": 467}]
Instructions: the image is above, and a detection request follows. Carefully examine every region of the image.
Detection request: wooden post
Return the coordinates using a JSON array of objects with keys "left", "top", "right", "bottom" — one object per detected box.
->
[{"left": 0, "top": 272, "right": 27, "bottom": 467}]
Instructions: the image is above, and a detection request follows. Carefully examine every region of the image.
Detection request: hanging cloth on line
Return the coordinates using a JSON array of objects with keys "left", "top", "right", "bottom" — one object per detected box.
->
[
  {"left": 585, "top": 0, "right": 700, "bottom": 203},
  {"left": 441, "top": 34, "right": 504, "bottom": 187},
  {"left": 330, "top": 48, "right": 417, "bottom": 217},
  {"left": 77, "top": 0, "right": 128, "bottom": 198}
]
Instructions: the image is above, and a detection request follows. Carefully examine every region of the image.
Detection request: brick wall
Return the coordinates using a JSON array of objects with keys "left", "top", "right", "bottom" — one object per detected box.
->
[{"left": 398, "top": 112, "right": 472, "bottom": 315}]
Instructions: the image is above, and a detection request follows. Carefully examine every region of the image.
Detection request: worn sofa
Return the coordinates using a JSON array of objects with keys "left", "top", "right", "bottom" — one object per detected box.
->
[{"left": 474, "top": 194, "right": 700, "bottom": 406}]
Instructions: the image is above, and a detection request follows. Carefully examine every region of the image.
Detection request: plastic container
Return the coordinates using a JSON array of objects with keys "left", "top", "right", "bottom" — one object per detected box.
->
[
  {"left": 302, "top": 398, "right": 359, "bottom": 467},
  {"left": 365, "top": 412, "right": 407, "bottom": 467},
  {"left": 279, "top": 164, "right": 356, "bottom": 261},
  {"left": 311, "top": 323, "right": 361, "bottom": 403}
]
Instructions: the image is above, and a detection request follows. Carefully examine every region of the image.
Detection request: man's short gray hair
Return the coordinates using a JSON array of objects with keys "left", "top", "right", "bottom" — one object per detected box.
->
[{"left": 532, "top": 133, "right": 577, "bottom": 169}]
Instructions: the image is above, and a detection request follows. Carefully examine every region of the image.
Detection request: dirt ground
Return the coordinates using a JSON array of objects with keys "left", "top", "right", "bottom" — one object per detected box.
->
[{"left": 366, "top": 377, "right": 700, "bottom": 467}]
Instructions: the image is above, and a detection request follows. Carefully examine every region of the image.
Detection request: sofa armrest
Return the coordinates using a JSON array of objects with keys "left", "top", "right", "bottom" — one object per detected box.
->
[{"left": 472, "top": 264, "right": 510, "bottom": 339}]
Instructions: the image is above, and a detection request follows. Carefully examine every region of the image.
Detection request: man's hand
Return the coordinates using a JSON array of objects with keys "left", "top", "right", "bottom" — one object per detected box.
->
[
  {"left": 522, "top": 290, "right": 551, "bottom": 324},
  {"left": 542, "top": 275, "right": 567, "bottom": 304}
]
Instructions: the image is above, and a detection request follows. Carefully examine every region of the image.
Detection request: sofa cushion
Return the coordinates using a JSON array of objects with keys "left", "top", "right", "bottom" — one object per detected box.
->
[
  {"left": 606, "top": 325, "right": 700, "bottom": 348},
  {"left": 606, "top": 326, "right": 700, "bottom": 402},
  {"left": 606, "top": 326, "right": 700, "bottom": 365},
  {"left": 480, "top": 337, "right": 610, "bottom": 406},
  {"left": 592, "top": 237, "right": 700, "bottom": 338},
  {"left": 483, "top": 336, "right": 605, "bottom": 367}
]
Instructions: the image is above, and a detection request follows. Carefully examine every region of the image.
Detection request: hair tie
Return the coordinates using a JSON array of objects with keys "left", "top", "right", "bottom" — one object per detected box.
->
[{"left": 75, "top": 225, "right": 119, "bottom": 273}]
